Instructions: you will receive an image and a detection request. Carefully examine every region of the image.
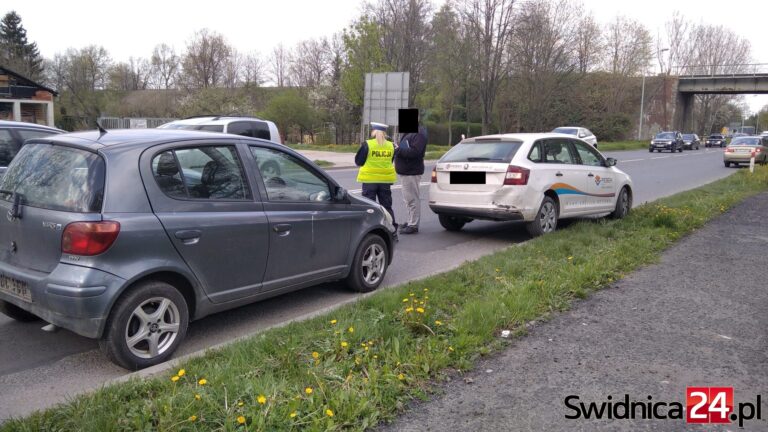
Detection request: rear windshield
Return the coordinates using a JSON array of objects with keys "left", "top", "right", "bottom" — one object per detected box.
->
[
  {"left": 441, "top": 141, "right": 522, "bottom": 163},
  {"left": 655, "top": 133, "right": 675, "bottom": 139},
  {"left": 730, "top": 137, "right": 760, "bottom": 146},
  {"left": 0, "top": 144, "right": 105, "bottom": 213},
  {"left": 709, "top": 135, "right": 723, "bottom": 139},
  {"left": 553, "top": 128, "right": 578, "bottom": 135},
  {"left": 159, "top": 123, "right": 225, "bottom": 133},
  {"left": 682, "top": 134, "right": 695, "bottom": 140}
]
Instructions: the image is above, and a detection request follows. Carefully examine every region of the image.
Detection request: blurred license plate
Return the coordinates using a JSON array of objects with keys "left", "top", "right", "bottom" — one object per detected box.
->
[
  {"left": 0, "top": 275, "right": 31, "bottom": 302},
  {"left": 450, "top": 171, "right": 485, "bottom": 184},
  {"left": 737, "top": 149, "right": 751, "bottom": 153}
]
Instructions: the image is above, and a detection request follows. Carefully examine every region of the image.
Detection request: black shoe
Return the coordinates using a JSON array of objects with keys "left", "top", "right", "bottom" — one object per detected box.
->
[{"left": 401, "top": 225, "right": 418, "bottom": 234}]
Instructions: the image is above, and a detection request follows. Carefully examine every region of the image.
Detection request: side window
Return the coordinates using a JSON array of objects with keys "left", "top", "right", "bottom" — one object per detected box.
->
[
  {"left": 252, "top": 121, "right": 271, "bottom": 140},
  {"left": 250, "top": 146, "right": 331, "bottom": 202},
  {"left": 543, "top": 139, "right": 575, "bottom": 164},
  {"left": 583, "top": 129, "right": 593, "bottom": 138},
  {"left": 572, "top": 141, "right": 604, "bottom": 167},
  {"left": 226, "top": 122, "right": 252, "bottom": 137},
  {"left": 528, "top": 141, "right": 542, "bottom": 162},
  {"left": 152, "top": 146, "right": 250, "bottom": 200},
  {"left": 0, "top": 130, "right": 18, "bottom": 166}
]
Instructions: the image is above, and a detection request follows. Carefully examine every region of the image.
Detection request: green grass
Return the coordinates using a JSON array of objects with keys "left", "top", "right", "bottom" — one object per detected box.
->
[
  {"left": 6, "top": 167, "right": 768, "bottom": 432},
  {"left": 598, "top": 140, "right": 648, "bottom": 151},
  {"left": 313, "top": 160, "right": 334, "bottom": 168}
]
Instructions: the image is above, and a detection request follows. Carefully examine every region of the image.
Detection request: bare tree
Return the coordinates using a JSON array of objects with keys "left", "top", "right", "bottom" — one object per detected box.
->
[
  {"left": 150, "top": 43, "right": 179, "bottom": 89},
  {"left": 290, "top": 38, "right": 332, "bottom": 90},
  {"left": 270, "top": 43, "right": 290, "bottom": 87},
  {"left": 457, "top": 0, "right": 516, "bottom": 134},
  {"left": 241, "top": 51, "right": 267, "bottom": 87},
  {"left": 108, "top": 57, "right": 150, "bottom": 91},
  {"left": 181, "top": 29, "right": 232, "bottom": 89},
  {"left": 222, "top": 50, "right": 242, "bottom": 89},
  {"left": 576, "top": 13, "right": 602, "bottom": 74},
  {"left": 604, "top": 16, "right": 652, "bottom": 77}
]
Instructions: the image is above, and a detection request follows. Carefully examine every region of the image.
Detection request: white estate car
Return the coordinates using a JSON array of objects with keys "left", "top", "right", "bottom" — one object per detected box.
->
[
  {"left": 429, "top": 133, "right": 633, "bottom": 237},
  {"left": 552, "top": 126, "right": 597, "bottom": 147}
]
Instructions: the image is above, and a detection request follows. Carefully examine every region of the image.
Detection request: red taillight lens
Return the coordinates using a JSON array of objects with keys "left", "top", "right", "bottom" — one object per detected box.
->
[
  {"left": 755, "top": 148, "right": 761, "bottom": 154},
  {"left": 431, "top": 167, "right": 437, "bottom": 183},
  {"left": 725, "top": 148, "right": 734, "bottom": 153},
  {"left": 62, "top": 221, "right": 120, "bottom": 256},
  {"left": 504, "top": 166, "right": 530, "bottom": 185}
]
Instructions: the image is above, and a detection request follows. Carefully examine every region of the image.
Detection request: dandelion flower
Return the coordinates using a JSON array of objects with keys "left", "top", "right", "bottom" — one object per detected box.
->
[
  {"left": 195, "top": 394, "right": 202, "bottom": 400},
  {"left": 448, "top": 346, "right": 454, "bottom": 352},
  {"left": 373, "top": 355, "right": 379, "bottom": 359},
  {"left": 238, "top": 401, "right": 244, "bottom": 407},
  {"left": 330, "top": 319, "right": 337, "bottom": 325},
  {"left": 237, "top": 415, "right": 246, "bottom": 424},
  {"left": 326, "top": 409, "right": 334, "bottom": 417},
  {"left": 198, "top": 378, "right": 207, "bottom": 386},
  {"left": 567, "top": 256, "right": 573, "bottom": 261},
  {"left": 341, "top": 341, "right": 348, "bottom": 348},
  {"left": 364, "top": 346, "right": 369, "bottom": 351},
  {"left": 416, "top": 307, "right": 425, "bottom": 314},
  {"left": 305, "top": 387, "right": 313, "bottom": 395},
  {"left": 177, "top": 369, "right": 186, "bottom": 377},
  {"left": 405, "top": 307, "right": 414, "bottom": 313},
  {"left": 495, "top": 268, "right": 500, "bottom": 272},
  {"left": 435, "top": 320, "right": 443, "bottom": 326},
  {"left": 311, "top": 351, "right": 319, "bottom": 359},
  {"left": 348, "top": 326, "right": 354, "bottom": 333},
  {"left": 171, "top": 376, "right": 180, "bottom": 382},
  {"left": 398, "top": 373, "right": 405, "bottom": 380},
  {"left": 290, "top": 411, "right": 297, "bottom": 418},
  {"left": 423, "top": 288, "right": 429, "bottom": 292},
  {"left": 402, "top": 298, "right": 409, "bottom": 302},
  {"left": 257, "top": 394, "right": 267, "bottom": 404},
  {"left": 409, "top": 293, "right": 415, "bottom": 297},
  {"left": 189, "top": 415, "right": 197, "bottom": 422}
]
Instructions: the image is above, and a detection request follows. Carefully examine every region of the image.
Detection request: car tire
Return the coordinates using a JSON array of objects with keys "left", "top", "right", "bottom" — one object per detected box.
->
[
  {"left": 609, "top": 187, "right": 631, "bottom": 219},
  {"left": 678, "top": 146, "right": 683, "bottom": 153},
  {"left": 99, "top": 281, "right": 189, "bottom": 370},
  {"left": 0, "top": 300, "right": 40, "bottom": 322},
  {"left": 526, "top": 196, "right": 558, "bottom": 237},
  {"left": 260, "top": 160, "right": 281, "bottom": 177},
  {"left": 649, "top": 148, "right": 653, "bottom": 153},
  {"left": 345, "top": 234, "right": 389, "bottom": 293},
  {"left": 438, "top": 214, "right": 467, "bottom": 231}
]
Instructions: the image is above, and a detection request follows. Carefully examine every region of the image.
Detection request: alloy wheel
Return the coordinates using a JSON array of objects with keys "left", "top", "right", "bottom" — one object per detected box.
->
[
  {"left": 361, "top": 243, "right": 386, "bottom": 285},
  {"left": 539, "top": 201, "right": 557, "bottom": 233},
  {"left": 124, "top": 297, "right": 181, "bottom": 359}
]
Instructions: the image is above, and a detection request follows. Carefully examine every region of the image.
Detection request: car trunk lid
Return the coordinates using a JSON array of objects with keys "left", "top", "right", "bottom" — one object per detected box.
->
[{"left": 435, "top": 139, "right": 523, "bottom": 192}]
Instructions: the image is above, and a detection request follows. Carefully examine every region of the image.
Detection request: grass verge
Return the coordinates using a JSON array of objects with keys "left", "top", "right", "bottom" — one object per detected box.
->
[
  {"left": 5, "top": 167, "right": 768, "bottom": 431},
  {"left": 598, "top": 140, "right": 648, "bottom": 151},
  {"left": 313, "top": 160, "right": 334, "bottom": 168}
]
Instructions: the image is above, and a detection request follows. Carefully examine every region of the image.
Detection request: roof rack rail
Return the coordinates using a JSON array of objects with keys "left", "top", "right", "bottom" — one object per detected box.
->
[{"left": 182, "top": 114, "right": 222, "bottom": 120}]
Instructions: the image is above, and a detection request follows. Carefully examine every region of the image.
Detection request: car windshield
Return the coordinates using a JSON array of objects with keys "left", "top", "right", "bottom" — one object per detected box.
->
[
  {"left": 730, "top": 137, "right": 760, "bottom": 146},
  {"left": 441, "top": 141, "right": 523, "bottom": 163},
  {"left": 0, "top": 143, "right": 105, "bottom": 213},
  {"left": 682, "top": 134, "right": 695, "bottom": 140},
  {"left": 709, "top": 135, "right": 723, "bottom": 139},
  {"left": 553, "top": 128, "right": 578, "bottom": 135},
  {"left": 655, "top": 133, "right": 675, "bottom": 139}
]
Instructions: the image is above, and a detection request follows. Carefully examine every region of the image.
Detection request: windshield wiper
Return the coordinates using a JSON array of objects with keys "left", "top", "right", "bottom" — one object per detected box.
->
[{"left": 0, "top": 189, "right": 23, "bottom": 220}]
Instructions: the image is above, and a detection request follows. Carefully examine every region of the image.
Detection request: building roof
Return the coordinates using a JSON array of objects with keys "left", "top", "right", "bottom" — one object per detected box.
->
[{"left": 0, "top": 65, "right": 59, "bottom": 96}]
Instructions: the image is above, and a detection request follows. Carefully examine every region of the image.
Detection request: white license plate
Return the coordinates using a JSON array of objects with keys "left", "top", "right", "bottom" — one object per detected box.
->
[
  {"left": 737, "top": 149, "right": 750, "bottom": 153},
  {"left": 0, "top": 275, "right": 31, "bottom": 303}
]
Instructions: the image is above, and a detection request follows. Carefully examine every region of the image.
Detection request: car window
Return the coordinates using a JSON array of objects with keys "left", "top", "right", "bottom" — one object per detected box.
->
[
  {"left": 251, "top": 121, "right": 271, "bottom": 140},
  {"left": 0, "top": 129, "right": 17, "bottom": 166},
  {"left": 543, "top": 139, "right": 575, "bottom": 164},
  {"left": 249, "top": 146, "right": 331, "bottom": 202},
  {"left": 553, "top": 127, "right": 578, "bottom": 136},
  {"left": 584, "top": 129, "right": 593, "bottom": 137},
  {"left": 152, "top": 146, "right": 250, "bottom": 200},
  {"left": 16, "top": 129, "right": 59, "bottom": 141},
  {"left": 441, "top": 141, "right": 522, "bottom": 163},
  {"left": 572, "top": 141, "right": 603, "bottom": 167},
  {"left": 730, "top": 137, "right": 760, "bottom": 146},
  {"left": 226, "top": 121, "right": 253, "bottom": 137},
  {"left": 656, "top": 133, "right": 675, "bottom": 139},
  {"left": 528, "top": 141, "right": 542, "bottom": 162}
]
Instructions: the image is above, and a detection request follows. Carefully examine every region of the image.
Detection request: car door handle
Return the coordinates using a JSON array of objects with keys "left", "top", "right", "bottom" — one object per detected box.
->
[
  {"left": 587, "top": 173, "right": 595, "bottom": 177},
  {"left": 175, "top": 230, "right": 201, "bottom": 245},
  {"left": 555, "top": 172, "right": 564, "bottom": 177},
  {"left": 273, "top": 224, "right": 292, "bottom": 236}
]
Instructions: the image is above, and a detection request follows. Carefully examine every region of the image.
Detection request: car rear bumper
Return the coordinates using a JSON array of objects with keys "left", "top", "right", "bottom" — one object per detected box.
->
[
  {"left": 429, "top": 204, "right": 525, "bottom": 221},
  {"left": 0, "top": 261, "right": 126, "bottom": 338},
  {"left": 724, "top": 153, "right": 761, "bottom": 162}
]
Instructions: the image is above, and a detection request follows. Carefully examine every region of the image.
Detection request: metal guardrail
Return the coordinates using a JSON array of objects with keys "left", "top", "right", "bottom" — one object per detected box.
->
[{"left": 674, "top": 63, "right": 768, "bottom": 78}]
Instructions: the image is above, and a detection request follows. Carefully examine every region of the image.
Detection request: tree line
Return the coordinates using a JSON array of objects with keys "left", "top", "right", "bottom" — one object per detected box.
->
[{"left": 0, "top": 2, "right": 758, "bottom": 143}]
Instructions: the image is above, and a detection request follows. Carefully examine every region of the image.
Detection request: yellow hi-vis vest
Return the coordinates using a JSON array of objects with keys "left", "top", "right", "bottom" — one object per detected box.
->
[{"left": 357, "top": 138, "right": 396, "bottom": 184}]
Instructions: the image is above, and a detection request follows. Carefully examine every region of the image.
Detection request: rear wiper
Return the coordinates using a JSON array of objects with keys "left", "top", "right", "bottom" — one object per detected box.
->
[
  {"left": 466, "top": 157, "right": 505, "bottom": 162},
  {"left": 0, "top": 189, "right": 23, "bottom": 220}
]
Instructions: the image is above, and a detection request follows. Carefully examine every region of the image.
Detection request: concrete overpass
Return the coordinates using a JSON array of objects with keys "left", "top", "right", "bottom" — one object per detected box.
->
[{"left": 674, "top": 64, "right": 768, "bottom": 131}]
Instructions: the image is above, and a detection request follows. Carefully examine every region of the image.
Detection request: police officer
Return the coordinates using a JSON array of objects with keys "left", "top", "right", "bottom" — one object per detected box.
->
[{"left": 355, "top": 122, "right": 397, "bottom": 229}]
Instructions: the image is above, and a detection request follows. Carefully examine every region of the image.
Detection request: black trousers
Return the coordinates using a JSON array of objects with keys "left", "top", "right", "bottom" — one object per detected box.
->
[{"left": 362, "top": 183, "right": 396, "bottom": 225}]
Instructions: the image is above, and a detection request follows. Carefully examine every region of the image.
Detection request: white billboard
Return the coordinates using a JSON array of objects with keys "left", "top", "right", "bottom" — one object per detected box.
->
[{"left": 362, "top": 72, "right": 410, "bottom": 128}]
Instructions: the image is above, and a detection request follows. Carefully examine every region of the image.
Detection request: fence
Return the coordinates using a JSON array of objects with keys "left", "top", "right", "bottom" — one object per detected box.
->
[{"left": 97, "top": 117, "right": 178, "bottom": 129}]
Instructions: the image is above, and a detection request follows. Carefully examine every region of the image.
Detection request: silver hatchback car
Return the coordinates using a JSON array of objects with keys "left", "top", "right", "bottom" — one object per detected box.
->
[{"left": 0, "top": 129, "right": 395, "bottom": 369}]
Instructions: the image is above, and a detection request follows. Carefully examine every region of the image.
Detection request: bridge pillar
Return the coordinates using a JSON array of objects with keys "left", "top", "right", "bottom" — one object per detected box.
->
[{"left": 674, "top": 92, "right": 693, "bottom": 132}]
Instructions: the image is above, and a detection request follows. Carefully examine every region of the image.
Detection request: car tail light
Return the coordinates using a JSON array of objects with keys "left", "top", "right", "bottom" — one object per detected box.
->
[
  {"left": 504, "top": 166, "right": 530, "bottom": 185},
  {"left": 725, "top": 148, "right": 734, "bottom": 153},
  {"left": 755, "top": 148, "right": 762, "bottom": 154},
  {"left": 62, "top": 221, "right": 121, "bottom": 256},
  {"left": 431, "top": 167, "right": 437, "bottom": 183}
]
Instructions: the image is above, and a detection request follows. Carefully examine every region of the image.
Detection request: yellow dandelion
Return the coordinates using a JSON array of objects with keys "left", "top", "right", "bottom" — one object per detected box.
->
[
  {"left": 177, "top": 369, "right": 186, "bottom": 377},
  {"left": 330, "top": 319, "right": 337, "bottom": 325},
  {"left": 238, "top": 401, "right": 244, "bottom": 407},
  {"left": 355, "top": 357, "right": 361, "bottom": 365},
  {"left": 198, "top": 378, "right": 207, "bottom": 386},
  {"left": 397, "top": 373, "right": 405, "bottom": 380},
  {"left": 326, "top": 409, "right": 334, "bottom": 417},
  {"left": 189, "top": 415, "right": 197, "bottom": 422},
  {"left": 311, "top": 351, "right": 319, "bottom": 359},
  {"left": 195, "top": 394, "right": 202, "bottom": 400},
  {"left": 305, "top": 387, "right": 313, "bottom": 395},
  {"left": 409, "top": 293, "right": 415, "bottom": 297},
  {"left": 290, "top": 411, "right": 297, "bottom": 418},
  {"left": 257, "top": 394, "right": 267, "bottom": 404},
  {"left": 341, "top": 341, "right": 348, "bottom": 348},
  {"left": 416, "top": 307, "right": 425, "bottom": 314},
  {"left": 364, "top": 346, "right": 369, "bottom": 351},
  {"left": 374, "top": 355, "right": 379, "bottom": 359},
  {"left": 405, "top": 307, "right": 414, "bottom": 313},
  {"left": 448, "top": 346, "right": 454, "bottom": 352},
  {"left": 348, "top": 326, "right": 354, "bottom": 333},
  {"left": 423, "top": 288, "right": 429, "bottom": 292},
  {"left": 171, "top": 375, "right": 180, "bottom": 382},
  {"left": 435, "top": 320, "right": 443, "bottom": 326},
  {"left": 567, "top": 256, "right": 573, "bottom": 261},
  {"left": 495, "top": 268, "right": 500, "bottom": 272},
  {"left": 237, "top": 415, "right": 246, "bottom": 424},
  {"left": 402, "top": 298, "right": 409, "bottom": 302},
  {"left": 367, "top": 340, "right": 374, "bottom": 346}
]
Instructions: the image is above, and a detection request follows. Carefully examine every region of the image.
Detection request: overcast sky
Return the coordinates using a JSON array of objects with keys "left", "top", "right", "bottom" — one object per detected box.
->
[{"left": 4, "top": 0, "right": 767, "bottom": 113}]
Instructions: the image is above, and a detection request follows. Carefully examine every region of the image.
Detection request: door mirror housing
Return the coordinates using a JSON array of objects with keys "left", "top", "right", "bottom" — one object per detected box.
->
[
  {"left": 605, "top": 157, "right": 617, "bottom": 167},
  {"left": 333, "top": 186, "right": 349, "bottom": 202}
]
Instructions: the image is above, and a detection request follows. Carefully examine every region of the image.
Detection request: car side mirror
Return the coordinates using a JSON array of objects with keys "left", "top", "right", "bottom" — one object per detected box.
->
[
  {"left": 605, "top": 158, "right": 617, "bottom": 167},
  {"left": 333, "top": 186, "right": 348, "bottom": 202}
]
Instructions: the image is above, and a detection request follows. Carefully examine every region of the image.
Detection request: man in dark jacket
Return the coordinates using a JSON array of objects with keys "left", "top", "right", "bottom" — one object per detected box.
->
[{"left": 394, "top": 125, "right": 427, "bottom": 234}]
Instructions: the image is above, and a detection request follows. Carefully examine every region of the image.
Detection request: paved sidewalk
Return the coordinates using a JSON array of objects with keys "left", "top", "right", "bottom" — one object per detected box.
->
[
  {"left": 297, "top": 150, "right": 356, "bottom": 169},
  {"left": 382, "top": 193, "right": 768, "bottom": 431}
]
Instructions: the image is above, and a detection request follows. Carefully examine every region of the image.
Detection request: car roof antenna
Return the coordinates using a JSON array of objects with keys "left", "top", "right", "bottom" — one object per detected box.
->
[{"left": 95, "top": 120, "right": 108, "bottom": 139}]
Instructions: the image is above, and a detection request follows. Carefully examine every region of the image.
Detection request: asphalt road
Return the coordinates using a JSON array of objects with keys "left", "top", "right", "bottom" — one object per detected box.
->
[{"left": 0, "top": 147, "right": 736, "bottom": 420}]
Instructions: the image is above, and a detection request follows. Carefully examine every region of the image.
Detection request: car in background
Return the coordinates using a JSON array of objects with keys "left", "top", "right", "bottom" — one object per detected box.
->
[
  {"left": 682, "top": 134, "right": 701, "bottom": 150},
  {"left": 705, "top": 134, "right": 727, "bottom": 148},
  {"left": 159, "top": 116, "right": 284, "bottom": 176},
  {"left": 761, "top": 131, "right": 768, "bottom": 137},
  {"left": 551, "top": 127, "right": 597, "bottom": 147},
  {"left": 723, "top": 135, "right": 768, "bottom": 167},
  {"left": 649, "top": 131, "right": 684, "bottom": 153},
  {"left": 429, "top": 133, "right": 633, "bottom": 237},
  {"left": 0, "top": 120, "right": 64, "bottom": 176},
  {"left": 0, "top": 129, "right": 395, "bottom": 369}
]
